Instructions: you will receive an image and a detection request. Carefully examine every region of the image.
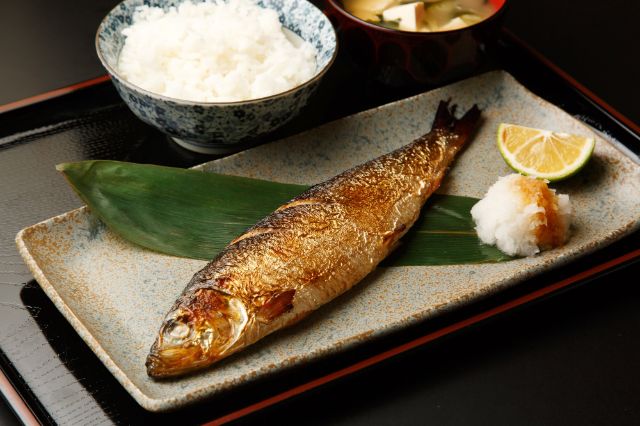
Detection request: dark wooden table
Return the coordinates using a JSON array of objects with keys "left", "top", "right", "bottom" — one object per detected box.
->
[{"left": 1, "top": 1, "right": 639, "bottom": 424}]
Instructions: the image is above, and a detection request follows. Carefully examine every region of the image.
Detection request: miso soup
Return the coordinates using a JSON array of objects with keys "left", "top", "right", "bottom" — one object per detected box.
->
[{"left": 343, "top": 0, "right": 495, "bottom": 32}]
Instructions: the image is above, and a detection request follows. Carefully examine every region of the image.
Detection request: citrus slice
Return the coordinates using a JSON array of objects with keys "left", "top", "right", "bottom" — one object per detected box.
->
[{"left": 497, "top": 123, "right": 595, "bottom": 181}]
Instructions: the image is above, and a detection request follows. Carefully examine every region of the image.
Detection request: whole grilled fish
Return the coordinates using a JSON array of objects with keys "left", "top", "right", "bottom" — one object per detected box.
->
[{"left": 146, "top": 101, "right": 481, "bottom": 378}]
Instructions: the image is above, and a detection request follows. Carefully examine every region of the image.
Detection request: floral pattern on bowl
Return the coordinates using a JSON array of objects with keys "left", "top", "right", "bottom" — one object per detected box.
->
[{"left": 96, "top": 0, "right": 337, "bottom": 153}]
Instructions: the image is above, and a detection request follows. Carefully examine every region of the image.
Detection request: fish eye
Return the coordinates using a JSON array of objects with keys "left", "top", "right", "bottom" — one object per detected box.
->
[{"left": 163, "top": 320, "right": 191, "bottom": 342}]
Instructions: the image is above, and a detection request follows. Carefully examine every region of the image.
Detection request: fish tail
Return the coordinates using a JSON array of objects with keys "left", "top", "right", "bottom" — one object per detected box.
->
[
  {"left": 431, "top": 99, "right": 456, "bottom": 129},
  {"left": 431, "top": 100, "right": 482, "bottom": 143},
  {"left": 453, "top": 104, "right": 482, "bottom": 137}
]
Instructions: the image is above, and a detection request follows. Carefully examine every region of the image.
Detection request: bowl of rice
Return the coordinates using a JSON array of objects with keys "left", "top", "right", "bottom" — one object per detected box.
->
[{"left": 96, "top": 0, "right": 337, "bottom": 154}]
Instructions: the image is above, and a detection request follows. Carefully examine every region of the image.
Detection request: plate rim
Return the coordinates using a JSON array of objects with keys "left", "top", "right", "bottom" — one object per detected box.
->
[{"left": 14, "top": 70, "right": 640, "bottom": 412}]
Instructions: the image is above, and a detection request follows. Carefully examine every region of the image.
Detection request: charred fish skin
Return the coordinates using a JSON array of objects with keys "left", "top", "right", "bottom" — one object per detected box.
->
[{"left": 146, "top": 101, "right": 481, "bottom": 378}]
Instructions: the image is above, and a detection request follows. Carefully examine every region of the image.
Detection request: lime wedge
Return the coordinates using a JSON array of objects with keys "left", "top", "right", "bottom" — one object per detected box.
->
[{"left": 497, "top": 123, "right": 595, "bottom": 181}]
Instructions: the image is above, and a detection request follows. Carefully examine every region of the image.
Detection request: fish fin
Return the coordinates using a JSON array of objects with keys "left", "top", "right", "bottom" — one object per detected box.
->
[
  {"left": 432, "top": 99, "right": 455, "bottom": 129},
  {"left": 257, "top": 290, "right": 296, "bottom": 323},
  {"left": 452, "top": 104, "right": 481, "bottom": 137},
  {"left": 431, "top": 101, "right": 481, "bottom": 136},
  {"left": 382, "top": 223, "right": 407, "bottom": 246}
]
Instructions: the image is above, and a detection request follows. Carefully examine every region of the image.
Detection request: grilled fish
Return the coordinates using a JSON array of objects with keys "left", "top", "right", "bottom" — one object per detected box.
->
[{"left": 146, "top": 101, "right": 481, "bottom": 378}]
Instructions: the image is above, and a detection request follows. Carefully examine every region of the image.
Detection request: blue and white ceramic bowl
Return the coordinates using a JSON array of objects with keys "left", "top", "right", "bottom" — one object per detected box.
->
[{"left": 96, "top": 0, "right": 337, "bottom": 154}]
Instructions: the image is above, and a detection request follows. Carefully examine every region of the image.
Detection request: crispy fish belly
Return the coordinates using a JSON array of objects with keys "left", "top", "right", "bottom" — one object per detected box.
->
[{"left": 146, "top": 101, "right": 481, "bottom": 378}]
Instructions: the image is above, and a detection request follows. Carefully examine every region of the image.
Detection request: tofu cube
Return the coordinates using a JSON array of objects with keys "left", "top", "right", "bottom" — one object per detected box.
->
[
  {"left": 439, "top": 17, "right": 468, "bottom": 31},
  {"left": 382, "top": 2, "right": 425, "bottom": 31}
]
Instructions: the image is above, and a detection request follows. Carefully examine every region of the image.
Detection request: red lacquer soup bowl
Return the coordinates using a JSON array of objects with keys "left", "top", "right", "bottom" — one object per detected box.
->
[{"left": 324, "top": 0, "right": 508, "bottom": 86}]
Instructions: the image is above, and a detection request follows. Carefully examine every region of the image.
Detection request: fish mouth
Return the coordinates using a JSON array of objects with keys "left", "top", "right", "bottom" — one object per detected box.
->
[
  {"left": 146, "top": 344, "right": 213, "bottom": 378},
  {"left": 146, "top": 289, "right": 248, "bottom": 378}
]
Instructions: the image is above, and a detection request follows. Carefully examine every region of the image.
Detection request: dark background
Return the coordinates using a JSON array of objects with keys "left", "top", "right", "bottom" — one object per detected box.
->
[
  {"left": 2, "top": 0, "right": 639, "bottom": 125},
  {"left": 1, "top": 0, "right": 639, "bottom": 424}
]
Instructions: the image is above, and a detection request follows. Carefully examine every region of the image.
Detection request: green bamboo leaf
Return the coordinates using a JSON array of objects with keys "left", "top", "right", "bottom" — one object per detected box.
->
[
  {"left": 381, "top": 195, "right": 512, "bottom": 266},
  {"left": 57, "top": 160, "right": 512, "bottom": 266}
]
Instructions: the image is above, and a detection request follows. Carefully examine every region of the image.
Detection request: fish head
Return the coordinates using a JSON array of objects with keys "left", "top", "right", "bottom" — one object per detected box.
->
[{"left": 146, "top": 288, "right": 248, "bottom": 378}]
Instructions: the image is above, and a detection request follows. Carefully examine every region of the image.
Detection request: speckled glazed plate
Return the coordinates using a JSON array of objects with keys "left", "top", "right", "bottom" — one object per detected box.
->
[{"left": 16, "top": 71, "right": 640, "bottom": 412}]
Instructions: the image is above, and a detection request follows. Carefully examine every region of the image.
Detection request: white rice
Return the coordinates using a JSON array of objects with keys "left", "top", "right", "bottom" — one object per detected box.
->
[
  {"left": 117, "top": 0, "right": 317, "bottom": 102},
  {"left": 470, "top": 174, "right": 572, "bottom": 257}
]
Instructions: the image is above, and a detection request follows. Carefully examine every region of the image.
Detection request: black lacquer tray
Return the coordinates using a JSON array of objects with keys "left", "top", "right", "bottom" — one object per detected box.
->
[{"left": 1, "top": 30, "right": 639, "bottom": 425}]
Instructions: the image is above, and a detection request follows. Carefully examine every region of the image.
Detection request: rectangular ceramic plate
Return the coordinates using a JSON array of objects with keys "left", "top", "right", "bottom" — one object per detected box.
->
[{"left": 15, "top": 71, "right": 640, "bottom": 412}]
